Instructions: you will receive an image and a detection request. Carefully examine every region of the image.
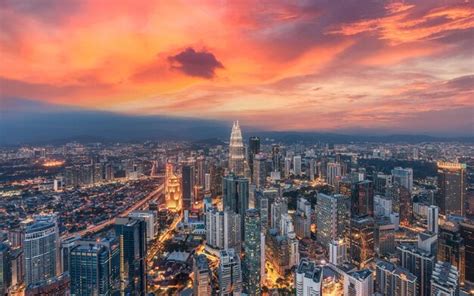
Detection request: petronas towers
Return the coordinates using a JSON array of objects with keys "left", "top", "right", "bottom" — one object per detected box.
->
[{"left": 229, "top": 121, "right": 245, "bottom": 176}]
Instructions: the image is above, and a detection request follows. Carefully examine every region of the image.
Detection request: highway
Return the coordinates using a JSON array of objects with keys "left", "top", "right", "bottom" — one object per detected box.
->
[
  {"left": 62, "top": 181, "right": 164, "bottom": 239},
  {"left": 147, "top": 211, "right": 182, "bottom": 264}
]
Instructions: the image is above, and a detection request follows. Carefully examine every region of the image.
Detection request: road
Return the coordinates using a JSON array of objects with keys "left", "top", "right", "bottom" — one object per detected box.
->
[
  {"left": 62, "top": 181, "right": 164, "bottom": 239},
  {"left": 147, "top": 211, "right": 182, "bottom": 264}
]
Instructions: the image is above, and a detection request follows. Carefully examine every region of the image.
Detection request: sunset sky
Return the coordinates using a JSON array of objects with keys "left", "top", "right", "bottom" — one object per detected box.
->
[{"left": 1, "top": 0, "right": 473, "bottom": 135}]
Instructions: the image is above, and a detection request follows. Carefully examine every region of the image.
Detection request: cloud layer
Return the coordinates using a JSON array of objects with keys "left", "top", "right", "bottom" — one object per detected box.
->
[{"left": 0, "top": 0, "right": 473, "bottom": 135}]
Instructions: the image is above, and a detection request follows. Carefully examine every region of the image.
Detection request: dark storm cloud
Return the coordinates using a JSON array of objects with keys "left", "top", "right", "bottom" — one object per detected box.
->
[{"left": 168, "top": 48, "right": 224, "bottom": 79}]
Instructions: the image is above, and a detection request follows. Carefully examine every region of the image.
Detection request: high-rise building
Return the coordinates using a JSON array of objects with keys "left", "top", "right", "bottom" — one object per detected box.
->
[
  {"left": 351, "top": 180, "right": 374, "bottom": 218},
  {"left": 60, "top": 235, "right": 81, "bottom": 275},
  {"left": 222, "top": 174, "right": 249, "bottom": 237},
  {"left": 271, "top": 145, "right": 281, "bottom": 173},
  {"left": 270, "top": 197, "right": 288, "bottom": 233},
  {"left": 70, "top": 243, "right": 112, "bottom": 296},
  {"left": 349, "top": 216, "right": 375, "bottom": 269},
  {"left": 437, "top": 162, "right": 467, "bottom": 216},
  {"left": 165, "top": 163, "right": 182, "bottom": 211},
  {"left": 459, "top": 221, "right": 474, "bottom": 285},
  {"left": 293, "top": 155, "right": 302, "bottom": 176},
  {"left": 316, "top": 193, "right": 350, "bottom": 247},
  {"left": 24, "top": 216, "right": 59, "bottom": 287},
  {"left": 375, "top": 219, "right": 396, "bottom": 256},
  {"left": 388, "top": 184, "right": 412, "bottom": 226},
  {"left": 114, "top": 217, "right": 147, "bottom": 295},
  {"left": 326, "top": 162, "right": 342, "bottom": 186},
  {"left": 229, "top": 121, "right": 245, "bottom": 176},
  {"left": 295, "top": 198, "right": 311, "bottom": 239},
  {"left": 428, "top": 205, "right": 439, "bottom": 234},
  {"left": 430, "top": 261, "right": 459, "bottom": 296},
  {"left": 182, "top": 164, "right": 194, "bottom": 211},
  {"left": 329, "top": 239, "right": 347, "bottom": 266},
  {"left": 398, "top": 244, "right": 435, "bottom": 296},
  {"left": 437, "top": 222, "right": 465, "bottom": 285},
  {"left": 252, "top": 153, "right": 267, "bottom": 188},
  {"left": 255, "top": 190, "right": 269, "bottom": 231},
  {"left": 375, "top": 260, "right": 417, "bottom": 296},
  {"left": 243, "top": 209, "right": 261, "bottom": 296},
  {"left": 295, "top": 258, "right": 322, "bottom": 296},
  {"left": 128, "top": 211, "right": 156, "bottom": 243},
  {"left": 205, "top": 208, "right": 241, "bottom": 253},
  {"left": 193, "top": 254, "right": 212, "bottom": 296},
  {"left": 0, "top": 243, "right": 11, "bottom": 295},
  {"left": 343, "top": 269, "right": 373, "bottom": 296},
  {"left": 248, "top": 136, "right": 260, "bottom": 178},
  {"left": 391, "top": 167, "right": 413, "bottom": 192},
  {"left": 218, "top": 249, "right": 242, "bottom": 295},
  {"left": 196, "top": 156, "right": 206, "bottom": 188},
  {"left": 284, "top": 156, "right": 292, "bottom": 177}
]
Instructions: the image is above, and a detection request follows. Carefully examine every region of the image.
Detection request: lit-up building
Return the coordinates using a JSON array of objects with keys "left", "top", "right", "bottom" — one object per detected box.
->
[
  {"left": 398, "top": 244, "right": 434, "bottom": 296},
  {"left": 242, "top": 209, "right": 261, "bottom": 296},
  {"left": 437, "top": 222, "right": 465, "bottom": 285},
  {"left": 165, "top": 163, "right": 181, "bottom": 211},
  {"left": 229, "top": 121, "right": 245, "bottom": 176},
  {"left": 351, "top": 180, "right": 374, "bottom": 217},
  {"left": 459, "top": 221, "right": 474, "bottom": 285},
  {"left": 193, "top": 254, "right": 211, "bottom": 296},
  {"left": 436, "top": 162, "right": 467, "bottom": 217},
  {"left": 295, "top": 258, "right": 322, "bottom": 296},
  {"left": 348, "top": 216, "right": 375, "bottom": 269},
  {"left": 218, "top": 249, "right": 242, "bottom": 295}
]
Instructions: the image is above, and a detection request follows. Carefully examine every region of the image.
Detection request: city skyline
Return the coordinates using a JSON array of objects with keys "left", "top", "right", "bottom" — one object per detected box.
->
[{"left": 1, "top": 0, "right": 473, "bottom": 136}]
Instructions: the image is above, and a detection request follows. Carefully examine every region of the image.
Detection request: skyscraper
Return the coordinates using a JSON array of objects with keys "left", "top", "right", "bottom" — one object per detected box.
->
[
  {"left": 391, "top": 167, "right": 413, "bottom": 192},
  {"left": 222, "top": 173, "right": 249, "bottom": 237},
  {"left": 329, "top": 239, "right": 347, "bottom": 266},
  {"left": 295, "top": 258, "right": 322, "bottom": 296},
  {"left": 375, "top": 260, "right": 417, "bottom": 296},
  {"left": 70, "top": 243, "right": 112, "bottom": 296},
  {"left": 459, "top": 221, "right": 474, "bottom": 285},
  {"left": 437, "top": 162, "right": 467, "bottom": 216},
  {"left": 343, "top": 269, "right": 373, "bottom": 296},
  {"left": 428, "top": 205, "right": 439, "bottom": 234},
  {"left": 398, "top": 244, "right": 435, "bottom": 296},
  {"left": 182, "top": 164, "right": 194, "bottom": 211},
  {"left": 218, "top": 249, "right": 242, "bottom": 295},
  {"left": 388, "top": 184, "right": 412, "bottom": 226},
  {"left": 316, "top": 193, "right": 349, "bottom": 247},
  {"left": 349, "top": 216, "right": 375, "bottom": 269},
  {"left": 205, "top": 208, "right": 241, "bottom": 253},
  {"left": 252, "top": 153, "right": 266, "bottom": 188},
  {"left": 242, "top": 209, "right": 261, "bottom": 296},
  {"left": 24, "top": 216, "right": 59, "bottom": 287},
  {"left": 351, "top": 180, "right": 374, "bottom": 218},
  {"left": 196, "top": 156, "right": 206, "bottom": 188},
  {"left": 271, "top": 145, "right": 281, "bottom": 173},
  {"left": 229, "top": 121, "right": 245, "bottom": 176},
  {"left": 193, "top": 254, "right": 212, "bottom": 296},
  {"left": 114, "top": 217, "right": 147, "bottom": 295},
  {"left": 326, "top": 162, "right": 342, "bottom": 186},
  {"left": 248, "top": 136, "right": 260, "bottom": 178},
  {"left": 437, "top": 222, "right": 465, "bottom": 285}
]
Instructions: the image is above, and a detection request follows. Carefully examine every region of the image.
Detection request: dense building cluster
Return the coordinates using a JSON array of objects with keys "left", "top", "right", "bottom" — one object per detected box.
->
[{"left": 0, "top": 123, "right": 473, "bottom": 295}]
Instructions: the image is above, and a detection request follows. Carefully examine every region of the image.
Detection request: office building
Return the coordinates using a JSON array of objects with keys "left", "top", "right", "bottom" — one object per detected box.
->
[
  {"left": 229, "top": 121, "right": 245, "bottom": 176},
  {"left": 114, "top": 217, "right": 147, "bottom": 295},
  {"left": 391, "top": 167, "right": 413, "bottom": 192},
  {"left": 252, "top": 153, "right": 266, "bottom": 188},
  {"left": 255, "top": 190, "right": 269, "bottom": 231},
  {"left": 193, "top": 254, "right": 211, "bottom": 296},
  {"left": 270, "top": 197, "right": 288, "bottom": 232},
  {"left": 349, "top": 216, "right": 375, "bottom": 269},
  {"left": 437, "top": 222, "right": 465, "bottom": 285},
  {"left": 70, "top": 243, "right": 112, "bottom": 296},
  {"left": 271, "top": 145, "right": 281, "bottom": 173},
  {"left": 428, "top": 205, "right": 439, "bottom": 234},
  {"left": 248, "top": 136, "right": 260, "bottom": 178},
  {"left": 222, "top": 173, "right": 249, "bottom": 237},
  {"left": 182, "top": 164, "right": 194, "bottom": 211},
  {"left": 293, "top": 155, "right": 302, "bottom": 176},
  {"left": 343, "top": 269, "right": 373, "bottom": 296},
  {"left": 375, "top": 219, "right": 396, "bottom": 256},
  {"left": 398, "top": 244, "right": 435, "bottom": 296},
  {"left": 242, "top": 209, "right": 261, "bottom": 295},
  {"left": 128, "top": 211, "right": 156, "bottom": 242},
  {"left": 60, "top": 235, "right": 81, "bottom": 275},
  {"left": 295, "top": 258, "right": 322, "bottom": 296},
  {"left": 430, "top": 261, "right": 459, "bottom": 296},
  {"left": 437, "top": 162, "right": 467, "bottom": 216},
  {"left": 196, "top": 156, "right": 206, "bottom": 188},
  {"left": 388, "top": 184, "right": 412, "bottom": 226},
  {"left": 24, "top": 216, "right": 59, "bottom": 287},
  {"left": 351, "top": 180, "right": 374, "bottom": 217},
  {"left": 375, "top": 260, "right": 417, "bottom": 296},
  {"left": 206, "top": 208, "right": 241, "bottom": 253},
  {"left": 0, "top": 243, "right": 11, "bottom": 295},
  {"left": 218, "top": 249, "right": 242, "bottom": 295}
]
